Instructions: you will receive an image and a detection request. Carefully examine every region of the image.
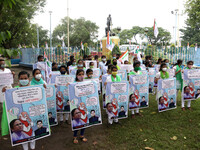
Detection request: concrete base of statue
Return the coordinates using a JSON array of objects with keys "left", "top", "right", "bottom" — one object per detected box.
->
[{"left": 101, "top": 36, "right": 120, "bottom": 59}]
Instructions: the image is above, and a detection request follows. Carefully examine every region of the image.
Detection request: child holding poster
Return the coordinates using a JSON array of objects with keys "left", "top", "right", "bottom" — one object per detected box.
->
[
  {"left": 85, "top": 69, "right": 93, "bottom": 79},
  {"left": 155, "top": 63, "right": 170, "bottom": 83},
  {"left": 30, "top": 69, "right": 47, "bottom": 88},
  {"left": 173, "top": 59, "right": 183, "bottom": 92},
  {"left": 2, "top": 71, "right": 36, "bottom": 150},
  {"left": 128, "top": 61, "right": 143, "bottom": 118},
  {"left": 182, "top": 61, "right": 194, "bottom": 110},
  {"left": 72, "top": 69, "right": 87, "bottom": 144},
  {"left": 105, "top": 66, "right": 121, "bottom": 84}
]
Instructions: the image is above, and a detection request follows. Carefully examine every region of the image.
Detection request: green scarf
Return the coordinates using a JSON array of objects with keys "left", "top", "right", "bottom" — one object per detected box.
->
[
  {"left": 175, "top": 65, "right": 183, "bottom": 90},
  {"left": 160, "top": 71, "right": 169, "bottom": 79},
  {"left": 31, "top": 78, "right": 45, "bottom": 85},
  {"left": 128, "top": 71, "right": 142, "bottom": 76},
  {"left": 111, "top": 75, "right": 121, "bottom": 82}
]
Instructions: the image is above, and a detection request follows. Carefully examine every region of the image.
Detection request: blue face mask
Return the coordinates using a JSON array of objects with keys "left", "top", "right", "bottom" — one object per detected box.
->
[
  {"left": 78, "top": 64, "right": 83, "bottom": 67},
  {"left": 113, "top": 57, "right": 116, "bottom": 59},
  {"left": 19, "top": 80, "right": 29, "bottom": 86}
]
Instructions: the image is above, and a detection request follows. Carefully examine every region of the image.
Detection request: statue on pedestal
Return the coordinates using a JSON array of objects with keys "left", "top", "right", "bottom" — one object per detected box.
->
[{"left": 105, "top": 14, "right": 112, "bottom": 36}]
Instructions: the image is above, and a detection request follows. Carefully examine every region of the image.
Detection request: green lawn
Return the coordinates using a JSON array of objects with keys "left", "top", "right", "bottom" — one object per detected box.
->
[{"left": 104, "top": 92, "right": 200, "bottom": 150}]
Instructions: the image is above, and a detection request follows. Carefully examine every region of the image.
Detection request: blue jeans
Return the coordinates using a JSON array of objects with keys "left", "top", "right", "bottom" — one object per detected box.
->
[{"left": 73, "top": 129, "right": 85, "bottom": 137}]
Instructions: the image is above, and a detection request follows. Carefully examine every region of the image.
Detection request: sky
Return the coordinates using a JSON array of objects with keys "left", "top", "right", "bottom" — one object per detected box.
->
[{"left": 32, "top": 0, "right": 187, "bottom": 43}]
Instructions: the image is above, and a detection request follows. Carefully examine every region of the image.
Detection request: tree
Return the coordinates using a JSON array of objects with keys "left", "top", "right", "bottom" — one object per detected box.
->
[
  {"left": 119, "top": 29, "right": 133, "bottom": 44},
  {"left": 52, "top": 17, "right": 99, "bottom": 47},
  {"left": 180, "top": 0, "right": 200, "bottom": 46},
  {"left": 142, "top": 27, "right": 171, "bottom": 46},
  {"left": 0, "top": 0, "right": 46, "bottom": 48},
  {"left": 112, "top": 45, "right": 121, "bottom": 55},
  {"left": 185, "top": 0, "right": 200, "bottom": 28},
  {"left": 130, "top": 26, "right": 143, "bottom": 44}
]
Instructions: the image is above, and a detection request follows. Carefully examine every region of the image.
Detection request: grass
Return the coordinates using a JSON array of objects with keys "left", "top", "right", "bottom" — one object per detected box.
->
[{"left": 103, "top": 92, "right": 200, "bottom": 150}]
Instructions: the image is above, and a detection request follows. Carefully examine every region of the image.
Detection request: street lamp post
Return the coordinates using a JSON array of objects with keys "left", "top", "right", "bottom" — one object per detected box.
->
[
  {"left": 96, "top": 35, "right": 98, "bottom": 52},
  {"left": 67, "top": 0, "right": 70, "bottom": 62},
  {"left": 37, "top": 26, "right": 39, "bottom": 49},
  {"left": 171, "top": 9, "right": 178, "bottom": 46},
  {"left": 49, "top": 11, "right": 52, "bottom": 61}
]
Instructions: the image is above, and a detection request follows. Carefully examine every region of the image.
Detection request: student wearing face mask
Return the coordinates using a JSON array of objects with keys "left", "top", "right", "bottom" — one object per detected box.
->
[
  {"left": 99, "top": 55, "right": 107, "bottom": 70},
  {"left": 181, "top": 61, "right": 194, "bottom": 111},
  {"left": 30, "top": 69, "right": 47, "bottom": 88},
  {"left": 85, "top": 69, "right": 93, "bottom": 79},
  {"left": 89, "top": 62, "right": 94, "bottom": 69},
  {"left": 155, "top": 63, "right": 169, "bottom": 83},
  {"left": 59, "top": 65, "right": 67, "bottom": 75},
  {"left": 76, "top": 59, "right": 86, "bottom": 70},
  {"left": 104, "top": 66, "right": 121, "bottom": 86},
  {"left": 2, "top": 71, "right": 36, "bottom": 150},
  {"left": 112, "top": 59, "right": 120, "bottom": 70},
  {"left": 128, "top": 61, "right": 143, "bottom": 118},
  {"left": 128, "top": 61, "right": 142, "bottom": 76}
]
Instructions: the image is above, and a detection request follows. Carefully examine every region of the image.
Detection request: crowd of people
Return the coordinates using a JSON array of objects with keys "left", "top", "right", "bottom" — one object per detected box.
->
[{"left": 0, "top": 52, "right": 197, "bottom": 149}]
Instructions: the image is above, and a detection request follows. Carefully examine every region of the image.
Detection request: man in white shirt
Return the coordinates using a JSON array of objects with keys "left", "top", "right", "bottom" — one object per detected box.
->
[{"left": 99, "top": 55, "right": 107, "bottom": 70}]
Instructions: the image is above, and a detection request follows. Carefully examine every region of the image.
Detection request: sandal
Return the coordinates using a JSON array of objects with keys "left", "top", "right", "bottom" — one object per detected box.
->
[
  {"left": 80, "top": 136, "right": 87, "bottom": 142},
  {"left": 73, "top": 137, "right": 78, "bottom": 144}
]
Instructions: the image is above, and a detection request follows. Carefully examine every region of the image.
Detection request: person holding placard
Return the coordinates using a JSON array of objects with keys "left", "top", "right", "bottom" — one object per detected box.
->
[
  {"left": 52, "top": 62, "right": 58, "bottom": 71},
  {"left": 155, "top": 63, "right": 170, "bottom": 83},
  {"left": 0, "top": 57, "right": 15, "bottom": 137},
  {"left": 58, "top": 65, "right": 70, "bottom": 124},
  {"left": 85, "top": 69, "right": 93, "bottom": 79},
  {"left": 173, "top": 59, "right": 183, "bottom": 92},
  {"left": 128, "top": 61, "right": 143, "bottom": 118},
  {"left": 112, "top": 59, "right": 120, "bottom": 70},
  {"left": 72, "top": 69, "right": 87, "bottom": 144},
  {"left": 76, "top": 59, "right": 86, "bottom": 70},
  {"left": 99, "top": 55, "right": 107, "bottom": 70},
  {"left": 181, "top": 61, "right": 194, "bottom": 111},
  {"left": 89, "top": 62, "right": 95, "bottom": 69},
  {"left": 30, "top": 69, "right": 47, "bottom": 88},
  {"left": 105, "top": 66, "right": 121, "bottom": 84},
  {"left": 3, "top": 71, "right": 36, "bottom": 150}
]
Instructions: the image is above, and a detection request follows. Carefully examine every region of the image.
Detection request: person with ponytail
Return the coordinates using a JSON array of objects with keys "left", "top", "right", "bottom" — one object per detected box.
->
[{"left": 155, "top": 63, "right": 169, "bottom": 84}]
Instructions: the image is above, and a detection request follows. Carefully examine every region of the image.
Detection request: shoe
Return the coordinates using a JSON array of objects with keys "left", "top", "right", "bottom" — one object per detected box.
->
[
  {"left": 80, "top": 136, "right": 87, "bottom": 142},
  {"left": 182, "top": 107, "right": 185, "bottom": 111},
  {"left": 73, "top": 137, "right": 78, "bottom": 144},
  {"left": 136, "top": 113, "right": 143, "bottom": 117},
  {"left": 188, "top": 107, "right": 192, "bottom": 110}
]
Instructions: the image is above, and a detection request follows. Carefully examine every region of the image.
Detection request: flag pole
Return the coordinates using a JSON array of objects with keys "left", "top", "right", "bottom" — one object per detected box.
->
[{"left": 67, "top": 0, "right": 70, "bottom": 62}]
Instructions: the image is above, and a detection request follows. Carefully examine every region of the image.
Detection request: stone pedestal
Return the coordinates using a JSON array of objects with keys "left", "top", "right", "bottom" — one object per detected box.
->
[{"left": 101, "top": 36, "right": 120, "bottom": 58}]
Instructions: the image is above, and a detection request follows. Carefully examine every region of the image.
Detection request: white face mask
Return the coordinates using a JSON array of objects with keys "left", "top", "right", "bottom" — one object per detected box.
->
[
  {"left": 35, "top": 74, "right": 42, "bottom": 80},
  {"left": 162, "top": 68, "right": 167, "bottom": 72}
]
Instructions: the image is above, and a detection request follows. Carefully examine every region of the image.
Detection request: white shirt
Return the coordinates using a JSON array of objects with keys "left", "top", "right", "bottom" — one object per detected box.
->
[{"left": 0, "top": 68, "right": 12, "bottom": 103}]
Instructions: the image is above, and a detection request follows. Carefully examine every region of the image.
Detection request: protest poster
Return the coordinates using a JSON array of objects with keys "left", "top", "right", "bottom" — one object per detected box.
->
[
  {"left": 85, "top": 61, "right": 97, "bottom": 68},
  {"left": 84, "top": 78, "right": 100, "bottom": 91},
  {"left": 92, "top": 68, "right": 101, "bottom": 79},
  {"left": 157, "top": 78, "right": 177, "bottom": 112},
  {"left": 69, "top": 66, "right": 77, "bottom": 74},
  {"left": 154, "top": 64, "right": 160, "bottom": 73},
  {"left": 120, "top": 64, "right": 133, "bottom": 73},
  {"left": 56, "top": 85, "right": 71, "bottom": 113},
  {"left": 5, "top": 86, "right": 50, "bottom": 146},
  {"left": 45, "top": 85, "right": 57, "bottom": 126},
  {"left": 148, "top": 68, "right": 156, "bottom": 94},
  {"left": 182, "top": 69, "right": 200, "bottom": 101},
  {"left": 70, "top": 68, "right": 87, "bottom": 77},
  {"left": 69, "top": 81, "right": 102, "bottom": 131},
  {"left": 118, "top": 70, "right": 127, "bottom": 81},
  {"left": 0, "top": 72, "right": 13, "bottom": 85},
  {"left": 102, "top": 66, "right": 108, "bottom": 75},
  {"left": 105, "top": 81, "right": 129, "bottom": 119},
  {"left": 50, "top": 71, "right": 60, "bottom": 84},
  {"left": 55, "top": 75, "right": 75, "bottom": 86},
  {"left": 167, "top": 69, "right": 175, "bottom": 78},
  {"left": 140, "top": 70, "right": 148, "bottom": 75},
  {"left": 129, "top": 74, "right": 149, "bottom": 110}
]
